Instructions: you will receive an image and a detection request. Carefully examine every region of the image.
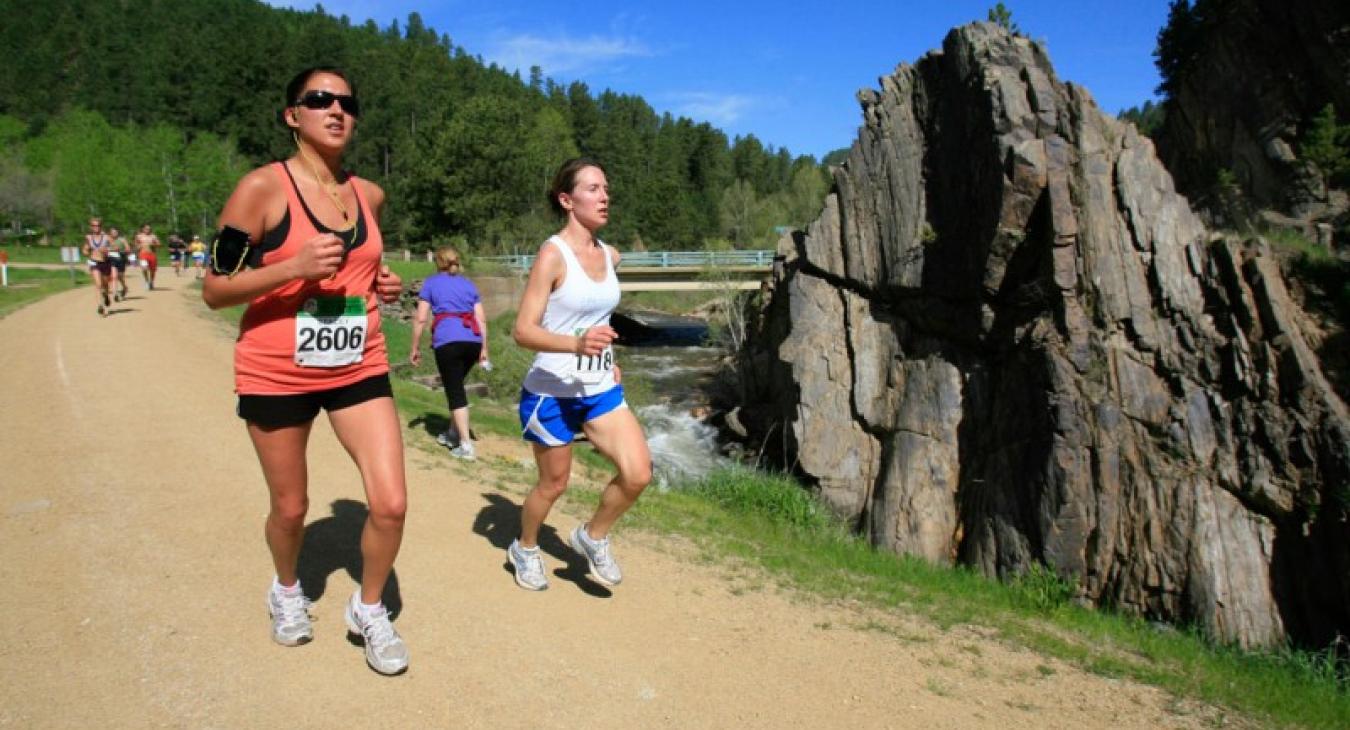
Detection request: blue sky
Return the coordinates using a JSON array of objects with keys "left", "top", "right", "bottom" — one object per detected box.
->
[{"left": 269, "top": 1, "right": 1170, "bottom": 160}]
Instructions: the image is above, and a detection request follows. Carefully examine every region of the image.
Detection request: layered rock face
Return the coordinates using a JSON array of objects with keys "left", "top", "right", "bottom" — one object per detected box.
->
[
  {"left": 737, "top": 24, "right": 1350, "bottom": 648},
  {"left": 1154, "top": 0, "right": 1350, "bottom": 217}
]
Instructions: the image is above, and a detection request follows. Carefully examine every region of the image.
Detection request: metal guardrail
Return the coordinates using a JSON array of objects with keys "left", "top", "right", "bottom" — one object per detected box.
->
[{"left": 479, "top": 249, "right": 775, "bottom": 271}]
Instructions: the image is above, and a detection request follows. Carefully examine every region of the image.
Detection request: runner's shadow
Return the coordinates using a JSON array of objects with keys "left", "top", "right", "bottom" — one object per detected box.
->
[
  {"left": 296, "top": 499, "right": 403, "bottom": 619},
  {"left": 407, "top": 412, "right": 451, "bottom": 440},
  {"left": 472, "top": 492, "right": 612, "bottom": 598}
]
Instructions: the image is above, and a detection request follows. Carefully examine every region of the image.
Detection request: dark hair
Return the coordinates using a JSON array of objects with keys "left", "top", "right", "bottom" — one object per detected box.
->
[
  {"left": 547, "top": 157, "right": 606, "bottom": 217},
  {"left": 279, "top": 66, "right": 354, "bottom": 126}
]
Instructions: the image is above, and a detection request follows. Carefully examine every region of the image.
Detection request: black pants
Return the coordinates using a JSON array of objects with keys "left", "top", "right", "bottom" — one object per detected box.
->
[{"left": 434, "top": 341, "right": 482, "bottom": 410}]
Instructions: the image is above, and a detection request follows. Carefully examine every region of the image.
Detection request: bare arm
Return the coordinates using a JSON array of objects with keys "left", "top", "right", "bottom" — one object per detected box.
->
[
  {"left": 201, "top": 168, "right": 343, "bottom": 310},
  {"left": 409, "top": 299, "right": 431, "bottom": 365},
  {"left": 473, "top": 302, "right": 489, "bottom": 361}
]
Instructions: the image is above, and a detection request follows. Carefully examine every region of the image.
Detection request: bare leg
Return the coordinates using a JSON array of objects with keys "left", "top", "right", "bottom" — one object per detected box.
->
[
  {"left": 520, "top": 443, "right": 572, "bottom": 548},
  {"left": 327, "top": 396, "right": 407, "bottom": 605},
  {"left": 451, "top": 406, "right": 471, "bottom": 443},
  {"left": 91, "top": 269, "right": 104, "bottom": 309},
  {"left": 581, "top": 406, "right": 652, "bottom": 539},
  {"left": 246, "top": 419, "right": 315, "bottom": 585}
]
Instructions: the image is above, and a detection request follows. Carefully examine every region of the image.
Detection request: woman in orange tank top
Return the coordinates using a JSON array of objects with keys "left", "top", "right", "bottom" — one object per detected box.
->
[{"left": 201, "top": 67, "right": 410, "bottom": 676}]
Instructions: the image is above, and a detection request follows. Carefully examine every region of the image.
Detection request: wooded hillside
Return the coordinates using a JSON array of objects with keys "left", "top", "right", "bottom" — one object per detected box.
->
[{"left": 0, "top": 0, "right": 829, "bottom": 251}]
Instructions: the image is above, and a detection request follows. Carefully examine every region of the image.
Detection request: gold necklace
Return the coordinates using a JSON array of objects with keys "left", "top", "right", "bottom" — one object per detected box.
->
[{"left": 296, "top": 139, "right": 355, "bottom": 230}]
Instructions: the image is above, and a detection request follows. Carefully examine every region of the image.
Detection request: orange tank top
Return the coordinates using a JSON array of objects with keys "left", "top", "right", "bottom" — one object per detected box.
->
[{"left": 233, "top": 162, "right": 389, "bottom": 395}]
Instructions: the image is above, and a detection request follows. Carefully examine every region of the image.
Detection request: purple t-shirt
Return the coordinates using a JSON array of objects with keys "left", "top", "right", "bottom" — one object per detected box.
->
[{"left": 419, "top": 273, "right": 483, "bottom": 348}]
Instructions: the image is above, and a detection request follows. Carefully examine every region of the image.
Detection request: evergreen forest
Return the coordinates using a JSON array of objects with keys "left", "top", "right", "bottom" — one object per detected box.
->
[{"left": 0, "top": 0, "right": 833, "bottom": 253}]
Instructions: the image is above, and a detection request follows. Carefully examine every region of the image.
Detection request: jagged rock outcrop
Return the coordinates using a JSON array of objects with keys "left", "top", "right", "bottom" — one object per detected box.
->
[
  {"left": 1153, "top": 0, "right": 1350, "bottom": 220},
  {"left": 737, "top": 23, "right": 1350, "bottom": 648}
]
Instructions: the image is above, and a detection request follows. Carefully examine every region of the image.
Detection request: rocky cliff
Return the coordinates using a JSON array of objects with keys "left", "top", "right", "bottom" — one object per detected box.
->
[
  {"left": 736, "top": 23, "right": 1350, "bottom": 648},
  {"left": 1153, "top": 0, "right": 1350, "bottom": 219}
]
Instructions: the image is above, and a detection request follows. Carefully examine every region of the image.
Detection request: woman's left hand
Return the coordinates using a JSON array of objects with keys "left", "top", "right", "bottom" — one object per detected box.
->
[
  {"left": 375, "top": 265, "right": 402, "bottom": 303},
  {"left": 613, "top": 365, "right": 622, "bottom": 384}
]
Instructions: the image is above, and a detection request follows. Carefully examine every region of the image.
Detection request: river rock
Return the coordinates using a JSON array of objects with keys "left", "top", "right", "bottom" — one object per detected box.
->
[{"left": 737, "top": 23, "right": 1350, "bottom": 648}]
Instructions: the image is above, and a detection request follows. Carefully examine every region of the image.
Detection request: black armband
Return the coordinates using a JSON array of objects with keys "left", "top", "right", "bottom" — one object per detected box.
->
[{"left": 210, "top": 225, "right": 254, "bottom": 277}]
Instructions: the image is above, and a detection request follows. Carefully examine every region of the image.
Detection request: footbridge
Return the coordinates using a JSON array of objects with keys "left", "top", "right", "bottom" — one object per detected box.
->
[{"left": 479, "top": 250, "right": 775, "bottom": 291}]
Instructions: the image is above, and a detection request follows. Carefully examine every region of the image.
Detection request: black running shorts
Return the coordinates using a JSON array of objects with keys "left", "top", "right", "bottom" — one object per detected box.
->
[{"left": 236, "top": 373, "right": 393, "bottom": 427}]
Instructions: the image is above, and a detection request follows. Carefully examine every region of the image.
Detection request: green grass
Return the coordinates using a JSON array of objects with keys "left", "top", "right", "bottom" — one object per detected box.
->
[
  {"left": 1261, "top": 225, "right": 1337, "bottom": 263},
  {"left": 0, "top": 245, "right": 67, "bottom": 265},
  {"left": 0, "top": 266, "right": 88, "bottom": 318}
]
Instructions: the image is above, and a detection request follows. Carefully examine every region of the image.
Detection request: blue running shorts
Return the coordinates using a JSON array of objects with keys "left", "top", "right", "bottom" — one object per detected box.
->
[{"left": 519, "top": 385, "right": 627, "bottom": 446}]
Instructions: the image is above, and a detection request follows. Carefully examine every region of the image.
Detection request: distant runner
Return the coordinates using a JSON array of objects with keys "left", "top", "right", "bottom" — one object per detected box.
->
[
  {"left": 108, "top": 226, "right": 131, "bottom": 301},
  {"left": 135, "top": 224, "right": 160, "bottom": 291},
  {"left": 82, "top": 218, "right": 113, "bottom": 316},
  {"left": 167, "top": 234, "right": 187, "bottom": 276},
  {"left": 188, "top": 234, "right": 206, "bottom": 278}
]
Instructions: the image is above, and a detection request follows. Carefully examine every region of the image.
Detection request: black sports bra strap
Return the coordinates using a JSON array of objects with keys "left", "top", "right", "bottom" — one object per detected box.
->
[{"left": 279, "top": 161, "right": 366, "bottom": 237}]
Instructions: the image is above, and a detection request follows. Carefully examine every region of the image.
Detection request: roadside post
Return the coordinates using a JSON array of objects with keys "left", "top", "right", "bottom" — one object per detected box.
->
[
  {"left": 0, "top": 250, "right": 8, "bottom": 287},
  {"left": 61, "top": 246, "right": 81, "bottom": 285}
]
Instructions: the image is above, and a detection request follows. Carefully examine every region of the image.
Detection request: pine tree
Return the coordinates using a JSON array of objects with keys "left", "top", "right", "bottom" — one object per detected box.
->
[
  {"left": 1301, "top": 104, "right": 1349, "bottom": 195},
  {"left": 986, "top": 3, "right": 1021, "bottom": 34}
]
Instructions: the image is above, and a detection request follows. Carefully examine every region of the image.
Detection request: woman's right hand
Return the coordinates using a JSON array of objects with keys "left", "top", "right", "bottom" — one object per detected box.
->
[
  {"left": 409, "top": 347, "right": 421, "bottom": 367},
  {"left": 576, "top": 325, "right": 617, "bottom": 356},
  {"left": 289, "top": 233, "right": 345, "bottom": 280}
]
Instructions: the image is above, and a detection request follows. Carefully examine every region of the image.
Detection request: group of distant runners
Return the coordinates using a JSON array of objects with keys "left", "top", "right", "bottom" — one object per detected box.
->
[
  {"left": 81, "top": 219, "right": 208, "bottom": 315},
  {"left": 190, "top": 66, "right": 653, "bottom": 678}
]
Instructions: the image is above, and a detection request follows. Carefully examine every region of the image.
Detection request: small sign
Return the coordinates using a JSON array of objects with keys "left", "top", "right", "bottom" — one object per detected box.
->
[{"left": 61, "top": 246, "right": 80, "bottom": 263}]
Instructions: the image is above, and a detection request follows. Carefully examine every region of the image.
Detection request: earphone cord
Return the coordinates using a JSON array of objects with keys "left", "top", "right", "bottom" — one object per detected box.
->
[{"left": 295, "top": 135, "right": 355, "bottom": 228}]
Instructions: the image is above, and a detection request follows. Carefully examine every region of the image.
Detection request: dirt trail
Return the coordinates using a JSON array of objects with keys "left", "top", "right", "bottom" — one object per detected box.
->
[{"left": 0, "top": 281, "right": 1228, "bottom": 728}]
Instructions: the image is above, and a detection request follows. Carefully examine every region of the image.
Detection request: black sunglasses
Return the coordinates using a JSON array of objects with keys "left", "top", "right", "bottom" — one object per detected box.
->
[{"left": 293, "top": 90, "right": 360, "bottom": 117}]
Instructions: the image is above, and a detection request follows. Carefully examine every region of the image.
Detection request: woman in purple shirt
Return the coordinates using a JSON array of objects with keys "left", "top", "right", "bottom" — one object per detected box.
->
[{"left": 410, "top": 246, "right": 489, "bottom": 459}]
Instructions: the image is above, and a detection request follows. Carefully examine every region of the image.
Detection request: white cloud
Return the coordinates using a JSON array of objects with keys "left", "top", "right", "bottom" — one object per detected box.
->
[
  {"left": 664, "top": 92, "right": 758, "bottom": 126},
  {"left": 487, "top": 33, "right": 653, "bottom": 76}
]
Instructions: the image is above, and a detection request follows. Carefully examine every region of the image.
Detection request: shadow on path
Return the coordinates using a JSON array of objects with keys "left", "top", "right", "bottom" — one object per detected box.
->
[
  {"left": 296, "top": 498, "right": 403, "bottom": 619},
  {"left": 472, "top": 492, "right": 611, "bottom": 597}
]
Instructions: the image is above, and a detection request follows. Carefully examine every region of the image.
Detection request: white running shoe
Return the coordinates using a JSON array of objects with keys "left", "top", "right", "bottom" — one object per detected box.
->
[
  {"left": 507, "top": 539, "right": 549, "bottom": 591},
  {"left": 344, "top": 592, "right": 409, "bottom": 676},
  {"left": 570, "top": 524, "right": 623, "bottom": 587},
  {"left": 266, "top": 581, "right": 313, "bottom": 646},
  {"left": 449, "top": 441, "right": 476, "bottom": 461}
]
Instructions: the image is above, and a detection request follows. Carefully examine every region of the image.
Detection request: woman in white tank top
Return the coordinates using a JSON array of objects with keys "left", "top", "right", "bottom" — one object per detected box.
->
[{"left": 506, "top": 158, "right": 653, "bottom": 592}]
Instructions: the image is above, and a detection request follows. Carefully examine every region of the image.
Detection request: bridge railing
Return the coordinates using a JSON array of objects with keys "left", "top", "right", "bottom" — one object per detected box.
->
[{"left": 479, "top": 249, "right": 775, "bottom": 271}]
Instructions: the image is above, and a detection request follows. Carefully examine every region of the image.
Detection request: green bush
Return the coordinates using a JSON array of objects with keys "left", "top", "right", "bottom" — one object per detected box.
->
[{"left": 1011, "top": 562, "right": 1076, "bottom": 614}]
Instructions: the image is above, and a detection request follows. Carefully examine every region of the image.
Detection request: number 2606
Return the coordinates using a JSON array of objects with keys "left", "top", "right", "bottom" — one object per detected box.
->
[{"left": 298, "top": 325, "right": 365, "bottom": 352}]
